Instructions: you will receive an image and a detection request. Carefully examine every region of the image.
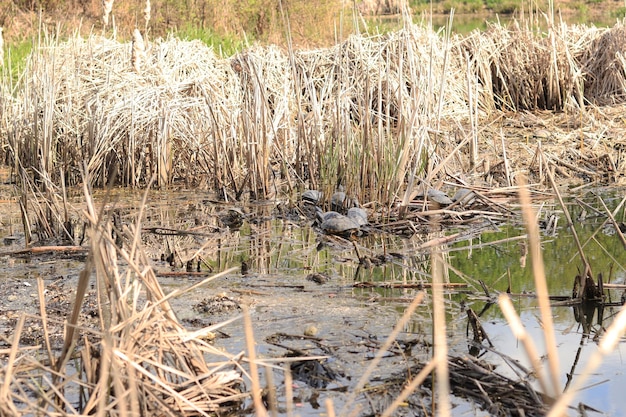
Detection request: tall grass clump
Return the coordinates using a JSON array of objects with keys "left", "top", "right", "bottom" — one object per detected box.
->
[
  {"left": 459, "top": 17, "right": 583, "bottom": 111},
  {"left": 5, "top": 18, "right": 626, "bottom": 208},
  {"left": 4, "top": 21, "right": 469, "bottom": 205}
]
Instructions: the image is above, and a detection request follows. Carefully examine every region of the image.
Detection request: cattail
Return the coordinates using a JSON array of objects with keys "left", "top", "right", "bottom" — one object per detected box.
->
[
  {"left": 103, "top": 0, "right": 114, "bottom": 27},
  {"left": 0, "top": 27, "right": 4, "bottom": 67},
  {"left": 131, "top": 29, "right": 146, "bottom": 73},
  {"left": 143, "top": 0, "right": 151, "bottom": 31}
]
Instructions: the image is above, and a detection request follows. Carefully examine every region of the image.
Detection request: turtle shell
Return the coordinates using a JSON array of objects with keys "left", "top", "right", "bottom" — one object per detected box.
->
[
  {"left": 331, "top": 190, "right": 347, "bottom": 212},
  {"left": 452, "top": 188, "right": 476, "bottom": 206},
  {"left": 320, "top": 215, "right": 360, "bottom": 235},
  {"left": 426, "top": 189, "right": 453, "bottom": 206},
  {"left": 347, "top": 207, "right": 368, "bottom": 226},
  {"left": 302, "top": 189, "right": 323, "bottom": 205},
  {"left": 316, "top": 208, "right": 342, "bottom": 224}
]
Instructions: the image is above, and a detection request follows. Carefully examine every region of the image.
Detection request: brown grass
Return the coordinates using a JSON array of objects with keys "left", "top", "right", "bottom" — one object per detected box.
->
[
  {"left": 3, "top": 18, "right": 626, "bottom": 211},
  {"left": 0, "top": 179, "right": 247, "bottom": 415},
  {"left": 3, "top": 15, "right": 626, "bottom": 416}
]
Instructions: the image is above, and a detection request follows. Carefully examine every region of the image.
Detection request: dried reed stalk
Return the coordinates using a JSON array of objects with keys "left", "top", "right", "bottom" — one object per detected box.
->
[
  {"left": 243, "top": 305, "right": 268, "bottom": 417},
  {"left": 498, "top": 295, "right": 552, "bottom": 397},
  {"left": 143, "top": 0, "right": 151, "bottom": 31},
  {"left": 0, "top": 27, "right": 4, "bottom": 66},
  {"left": 431, "top": 248, "right": 451, "bottom": 417},
  {"left": 102, "top": 0, "right": 114, "bottom": 27},
  {"left": 517, "top": 175, "right": 561, "bottom": 397},
  {"left": 131, "top": 29, "right": 146, "bottom": 74}
]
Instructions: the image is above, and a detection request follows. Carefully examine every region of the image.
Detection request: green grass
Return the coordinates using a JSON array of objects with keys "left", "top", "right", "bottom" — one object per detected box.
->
[
  {"left": 2, "top": 38, "right": 34, "bottom": 90},
  {"left": 610, "top": 6, "right": 626, "bottom": 19},
  {"left": 175, "top": 24, "right": 248, "bottom": 57}
]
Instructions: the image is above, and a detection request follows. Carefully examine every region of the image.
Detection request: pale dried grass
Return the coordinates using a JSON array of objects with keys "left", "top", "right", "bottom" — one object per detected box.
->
[
  {"left": 0, "top": 181, "right": 246, "bottom": 415},
  {"left": 4, "top": 19, "right": 626, "bottom": 208}
]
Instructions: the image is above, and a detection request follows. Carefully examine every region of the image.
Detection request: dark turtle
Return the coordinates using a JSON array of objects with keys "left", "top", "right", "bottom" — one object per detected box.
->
[
  {"left": 316, "top": 207, "right": 360, "bottom": 236},
  {"left": 330, "top": 186, "right": 359, "bottom": 212},
  {"left": 452, "top": 188, "right": 476, "bottom": 206},
  {"left": 219, "top": 208, "right": 245, "bottom": 229},
  {"left": 302, "top": 189, "right": 323, "bottom": 205},
  {"left": 321, "top": 216, "right": 360, "bottom": 236},
  {"left": 315, "top": 208, "right": 342, "bottom": 224},
  {"left": 347, "top": 207, "right": 368, "bottom": 226}
]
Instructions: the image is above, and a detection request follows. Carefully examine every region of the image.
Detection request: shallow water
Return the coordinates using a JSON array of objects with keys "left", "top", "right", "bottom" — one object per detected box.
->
[{"left": 1, "top": 182, "right": 626, "bottom": 415}]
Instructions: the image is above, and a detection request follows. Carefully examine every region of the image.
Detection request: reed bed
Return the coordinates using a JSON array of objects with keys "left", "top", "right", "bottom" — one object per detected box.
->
[
  {"left": 0, "top": 182, "right": 247, "bottom": 415},
  {"left": 4, "top": 19, "right": 626, "bottom": 210}
]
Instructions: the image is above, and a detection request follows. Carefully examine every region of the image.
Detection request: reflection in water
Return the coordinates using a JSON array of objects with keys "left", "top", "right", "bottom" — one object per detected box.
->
[
  {"left": 566, "top": 301, "right": 609, "bottom": 392},
  {"left": 466, "top": 303, "right": 495, "bottom": 358}
]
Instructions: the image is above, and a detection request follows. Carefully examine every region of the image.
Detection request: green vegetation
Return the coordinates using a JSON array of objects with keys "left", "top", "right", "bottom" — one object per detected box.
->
[
  {"left": 175, "top": 24, "right": 248, "bottom": 57},
  {"left": 1, "top": 38, "right": 32, "bottom": 87},
  {"left": 610, "top": 6, "right": 626, "bottom": 19}
]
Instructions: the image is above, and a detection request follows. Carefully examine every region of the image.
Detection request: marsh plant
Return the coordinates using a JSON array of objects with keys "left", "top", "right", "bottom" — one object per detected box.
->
[{"left": 4, "top": 16, "right": 626, "bottom": 213}]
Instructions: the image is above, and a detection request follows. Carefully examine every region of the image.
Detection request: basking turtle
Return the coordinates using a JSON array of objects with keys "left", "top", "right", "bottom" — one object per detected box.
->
[
  {"left": 331, "top": 189, "right": 346, "bottom": 211},
  {"left": 302, "top": 189, "right": 323, "bottom": 205},
  {"left": 330, "top": 186, "right": 358, "bottom": 213},
  {"left": 347, "top": 207, "right": 368, "bottom": 226},
  {"left": 219, "top": 208, "right": 245, "bottom": 229},
  {"left": 416, "top": 188, "right": 453, "bottom": 207},
  {"left": 316, "top": 208, "right": 360, "bottom": 236},
  {"left": 452, "top": 188, "right": 476, "bottom": 206},
  {"left": 315, "top": 208, "right": 342, "bottom": 224}
]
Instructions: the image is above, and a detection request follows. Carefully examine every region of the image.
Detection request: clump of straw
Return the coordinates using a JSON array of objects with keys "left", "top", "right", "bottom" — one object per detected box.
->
[{"left": 579, "top": 24, "right": 626, "bottom": 104}]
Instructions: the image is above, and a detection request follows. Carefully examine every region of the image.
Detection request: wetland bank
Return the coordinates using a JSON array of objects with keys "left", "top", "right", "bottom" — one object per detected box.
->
[{"left": 3, "top": 9, "right": 626, "bottom": 416}]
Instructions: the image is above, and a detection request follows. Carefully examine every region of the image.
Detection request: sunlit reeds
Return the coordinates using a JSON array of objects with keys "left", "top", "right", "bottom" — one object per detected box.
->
[
  {"left": 102, "top": 0, "right": 114, "bottom": 28},
  {"left": 144, "top": 0, "right": 151, "bottom": 32},
  {"left": 131, "top": 29, "right": 146, "bottom": 73},
  {"left": 5, "top": 19, "right": 626, "bottom": 209}
]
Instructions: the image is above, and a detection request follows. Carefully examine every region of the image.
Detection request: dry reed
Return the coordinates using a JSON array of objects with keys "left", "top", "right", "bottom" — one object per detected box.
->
[
  {"left": 144, "top": 0, "right": 151, "bottom": 32},
  {"left": 103, "top": 0, "right": 114, "bottom": 28},
  {"left": 131, "top": 28, "right": 146, "bottom": 73},
  {"left": 0, "top": 180, "right": 247, "bottom": 415},
  {"left": 5, "top": 19, "right": 626, "bottom": 207},
  {"left": 0, "top": 27, "right": 4, "bottom": 67}
]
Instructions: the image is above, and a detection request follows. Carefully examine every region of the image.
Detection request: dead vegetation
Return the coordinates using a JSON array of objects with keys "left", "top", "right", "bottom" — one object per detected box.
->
[
  {"left": 2, "top": 17, "right": 626, "bottom": 209},
  {"left": 0, "top": 182, "right": 247, "bottom": 416},
  {"left": 3, "top": 13, "right": 626, "bottom": 417}
]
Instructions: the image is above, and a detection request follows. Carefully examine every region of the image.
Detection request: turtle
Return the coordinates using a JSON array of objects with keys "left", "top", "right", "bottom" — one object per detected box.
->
[
  {"left": 416, "top": 188, "right": 453, "bottom": 207},
  {"left": 347, "top": 207, "right": 368, "bottom": 226},
  {"left": 331, "top": 188, "right": 350, "bottom": 212},
  {"left": 316, "top": 207, "right": 360, "bottom": 236},
  {"left": 315, "top": 208, "right": 342, "bottom": 224},
  {"left": 219, "top": 208, "right": 245, "bottom": 229},
  {"left": 302, "top": 189, "right": 323, "bottom": 205},
  {"left": 330, "top": 186, "right": 358, "bottom": 212},
  {"left": 452, "top": 188, "right": 476, "bottom": 206}
]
